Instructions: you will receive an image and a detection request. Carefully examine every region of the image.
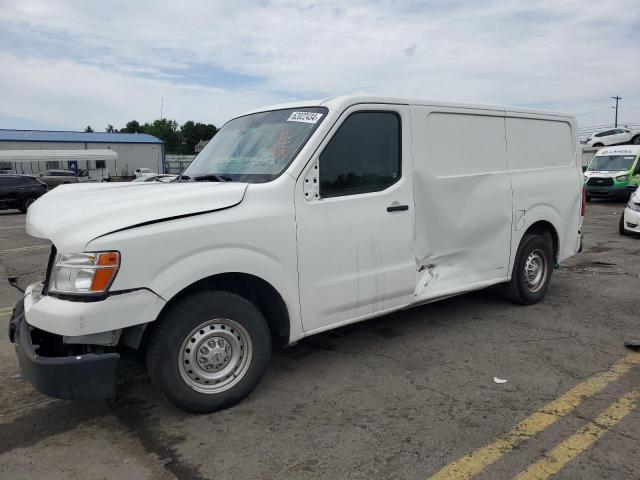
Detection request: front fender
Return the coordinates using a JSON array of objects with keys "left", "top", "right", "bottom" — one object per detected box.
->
[{"left": 149, "top": 246, "right": 304, "bottom": 342}]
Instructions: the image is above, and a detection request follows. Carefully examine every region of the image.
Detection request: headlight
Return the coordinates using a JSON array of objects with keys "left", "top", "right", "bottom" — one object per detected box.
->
[
  {"left": 616, "top": 175, "right": 629, "bottom": 182},
  {"left": 49, "top": 251, "right": 120, "bottom": 295},
  {"left": 628, "top": 198, "right": 640, "bottom": 212}
]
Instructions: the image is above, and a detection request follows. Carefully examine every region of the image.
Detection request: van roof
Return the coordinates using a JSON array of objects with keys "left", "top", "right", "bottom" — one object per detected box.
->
[
  {"left": 595, "top": 145, "right": 640, "bottom": 156},
  {"left": 240, "top": 95, "right": 574, "bottom": 119}
]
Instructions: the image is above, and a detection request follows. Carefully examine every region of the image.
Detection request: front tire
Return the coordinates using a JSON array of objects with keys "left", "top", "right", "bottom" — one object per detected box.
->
[
  {"left": 147, "top": 291, "right": 271, "bottom": 413},
  {"left": 631, "top": 135, "right": 640, "bottom": 145},
  {"left": 505, "top": 234, "right": 553, "bottom": 305}
]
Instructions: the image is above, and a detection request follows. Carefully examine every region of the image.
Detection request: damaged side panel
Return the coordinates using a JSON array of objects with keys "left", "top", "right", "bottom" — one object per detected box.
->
[{"left": 410, "top": 106, "right": 513, "bottom": 302}]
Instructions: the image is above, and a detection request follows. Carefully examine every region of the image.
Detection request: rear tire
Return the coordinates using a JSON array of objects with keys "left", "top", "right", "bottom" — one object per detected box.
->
[
  {"left": 505, "top": 234, "right": 553, "bottom": 305},
  {"left": 19, "top": 196, "right": 36, "bottom": 212},
  {"left": 586, "top": 193, "right": 591, "bottom": 202},
  {"left": 632, "top": 135, "right": 640, "bottom": 145},
  {"left": 619, "top": 211, "right": 628, "bottom": 236},
  {"left": 592, "top": 143, "right": 604, "bottom": 147},
  {"left": 147, "top": 291, "right": 271, "bottom": 413}
]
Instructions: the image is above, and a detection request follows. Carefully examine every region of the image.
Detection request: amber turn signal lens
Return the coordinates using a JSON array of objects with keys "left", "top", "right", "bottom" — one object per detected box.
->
[
  {"left": 97, "top": 251, "right": 120, "bottom": 267},
  {"left": 90, "top": 252, "right": 120, "bottom": 292}
]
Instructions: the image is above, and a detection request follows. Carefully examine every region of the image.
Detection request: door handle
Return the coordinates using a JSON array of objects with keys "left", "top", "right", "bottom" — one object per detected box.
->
[{"left": 387, "top": 203, "right": 409, "bottom": 212}]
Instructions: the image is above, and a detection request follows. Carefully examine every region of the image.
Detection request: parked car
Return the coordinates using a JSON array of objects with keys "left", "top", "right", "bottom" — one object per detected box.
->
[
  {"left": 131, "top": 174, "right": 177, "bottom": 183},
  {"left": 584, "top": 145, "right": 640, "bottom": 201},
  {"left": 620, "top": 187, "right": 640, "bottom": 236},
  {"left": 9, "top": 96, "right": 584, "bottom": 413},
  {"left": 134, "top": 168, "right": 154, "bottom": 177},
  {"left": 35, "top": 170, "right": 79, "bottom": 188},
  {"left": 78, "top": 169, "right": 110, "bottom": 183},
  {"left": 0, "top": 174, "right": 48, "bottom": 212},
  {"left": 585, "top": 128, "right": 640, "bottom": 147}
]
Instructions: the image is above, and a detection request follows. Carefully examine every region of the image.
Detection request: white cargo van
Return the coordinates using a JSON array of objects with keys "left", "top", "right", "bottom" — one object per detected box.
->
[{"left": 9, "top": 96, "right": 584, "bottom": 412}]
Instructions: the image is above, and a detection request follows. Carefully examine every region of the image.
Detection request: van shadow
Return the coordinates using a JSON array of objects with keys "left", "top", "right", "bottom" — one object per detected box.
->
[{"left": 112, "top": 285, "right": 510, "bottom": 418}]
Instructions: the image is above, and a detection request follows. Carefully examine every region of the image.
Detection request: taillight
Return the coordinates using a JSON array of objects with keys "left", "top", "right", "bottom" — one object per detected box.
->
[{"left": 581, "top": 186, "right": 586, "bottom": 217}]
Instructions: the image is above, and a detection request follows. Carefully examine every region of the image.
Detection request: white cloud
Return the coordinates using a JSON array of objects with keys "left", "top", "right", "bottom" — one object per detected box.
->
[{"left": 1, "top": 0, "right": 639, "bottom": 130}]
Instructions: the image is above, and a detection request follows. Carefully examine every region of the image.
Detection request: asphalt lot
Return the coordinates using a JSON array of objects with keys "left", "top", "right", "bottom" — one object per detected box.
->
[{"left": 1, "top": 201, "right": 639, "bottom": 480}]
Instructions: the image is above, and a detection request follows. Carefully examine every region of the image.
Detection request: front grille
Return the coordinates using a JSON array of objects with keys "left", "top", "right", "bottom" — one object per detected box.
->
[
  {"left": 42, "top": 245, "right": 57, "bottom": 295},
  {"left": 587, "top": 177, "right": 614, "bottom": 187}
]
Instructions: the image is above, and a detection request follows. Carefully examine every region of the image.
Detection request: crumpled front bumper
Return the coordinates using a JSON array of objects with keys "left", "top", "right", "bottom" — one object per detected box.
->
[{"left": 9, "top": 299, "right": 120, "bottom": 400}]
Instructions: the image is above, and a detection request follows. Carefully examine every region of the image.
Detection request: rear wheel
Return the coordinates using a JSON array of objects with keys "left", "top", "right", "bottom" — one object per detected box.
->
[
  {"left": 19, "top": 196, "right": 37, "bottom": 212},
  {"left": 505, "top": 234, "right": 553, "bottom": 305},
  {"left": 147, "top": 291, "right": 271, "bottom": 413},
  {"left": 632, "top": 135, "right": 640, "bottom": 145},
  {"left": 592, "top": 143, "right": 604, "bottom": 147},
  {"left": 586, "top": 193, "right": 591, "bottom": 202},
  {"left": 619, "top": 211, "right": 628, "bottom": 236}
]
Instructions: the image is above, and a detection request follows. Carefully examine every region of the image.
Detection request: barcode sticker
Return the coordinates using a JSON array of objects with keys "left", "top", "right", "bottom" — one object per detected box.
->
[{"left": 287, "top": 111, "right": 324, "bottom": 124}]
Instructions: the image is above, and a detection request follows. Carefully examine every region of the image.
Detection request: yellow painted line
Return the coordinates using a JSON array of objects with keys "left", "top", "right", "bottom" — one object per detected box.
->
[
  {"left": 0, "top": 244, "right": 49, "bottom": 254},
  {"left": 514, "top": 388, "right": 640, "bottom": 480},
  {"left": 428, "top": 352, "right": 640, "bottom": 480}
]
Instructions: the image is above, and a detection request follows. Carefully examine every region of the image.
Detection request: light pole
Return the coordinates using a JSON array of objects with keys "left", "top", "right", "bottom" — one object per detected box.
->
[{"left": 611, "top": 96, "right": 621, "bottom": 128}]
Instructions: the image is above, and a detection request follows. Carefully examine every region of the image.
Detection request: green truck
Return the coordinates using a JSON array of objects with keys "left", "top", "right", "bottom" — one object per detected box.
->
[{"left": 584, "top": 145, "right": 640, "bottom": 201}]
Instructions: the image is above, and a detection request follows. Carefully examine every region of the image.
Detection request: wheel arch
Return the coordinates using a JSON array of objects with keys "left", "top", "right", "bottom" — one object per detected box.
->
[
  {"left": 523, "top": 220, "right": 559, "bottom": 262},
  {"left": 139, "top": 272, "right": 291, "bottom": 352}
]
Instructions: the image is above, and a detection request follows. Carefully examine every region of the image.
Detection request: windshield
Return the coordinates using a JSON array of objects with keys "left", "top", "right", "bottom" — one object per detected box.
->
[
  {"left": 182, "top": 107, "right": 328, "bottom": 183},
  {"left": 589, "top": 155, "right": 636, "bottom": 172}
]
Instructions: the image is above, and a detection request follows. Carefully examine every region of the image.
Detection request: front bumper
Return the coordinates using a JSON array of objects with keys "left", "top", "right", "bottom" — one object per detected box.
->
[
  {"left": 586, "top": 185, "right": 634, "bottom": 199},
  {"left": 9, "top": 299, "right": 119, "bottom": 400},
  {"left": 623, "top": 207, "right": 640, "bottom": 234},
  {"left": 25, "top": 282, "right": 165, "bottom": 337}
]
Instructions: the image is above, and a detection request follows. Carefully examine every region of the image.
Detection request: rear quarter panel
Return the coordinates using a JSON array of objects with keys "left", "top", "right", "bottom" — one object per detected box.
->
[{"left": 505, "top": 113, "right": 582, "bottom": 270}]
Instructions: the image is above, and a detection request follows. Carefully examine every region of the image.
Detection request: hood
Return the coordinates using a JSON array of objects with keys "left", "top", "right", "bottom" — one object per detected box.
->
[{"left": 26, "top": 181, "right": 248, "bottom": 252}]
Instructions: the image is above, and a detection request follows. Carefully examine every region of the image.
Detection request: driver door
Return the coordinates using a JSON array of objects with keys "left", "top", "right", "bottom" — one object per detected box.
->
[{"left": 295, "top": 105, "right": 416, "bottom": 333}]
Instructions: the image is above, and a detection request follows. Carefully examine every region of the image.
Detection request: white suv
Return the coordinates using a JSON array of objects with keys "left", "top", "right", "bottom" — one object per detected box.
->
[{"left": 585, "top": 128, "right": 640, "bottom": 147}]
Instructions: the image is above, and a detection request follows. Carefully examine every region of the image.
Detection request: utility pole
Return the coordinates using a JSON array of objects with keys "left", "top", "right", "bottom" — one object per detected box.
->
[
  {"left": 611, "top": 96, "right": 621, "bottom": 127},
  {"left": 160, "top": 97, "right": 164, "bottom": 120}
]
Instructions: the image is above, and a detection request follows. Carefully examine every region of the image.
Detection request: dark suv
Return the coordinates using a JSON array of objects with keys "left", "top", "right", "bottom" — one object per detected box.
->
[{"left": 0, "top": 175, "right": 48, "bottom": 212}]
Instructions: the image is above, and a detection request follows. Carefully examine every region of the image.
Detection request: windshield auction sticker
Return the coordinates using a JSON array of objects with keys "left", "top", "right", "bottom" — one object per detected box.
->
[{"left": 287, "top": 111, "right": 324, "bottom": 124}]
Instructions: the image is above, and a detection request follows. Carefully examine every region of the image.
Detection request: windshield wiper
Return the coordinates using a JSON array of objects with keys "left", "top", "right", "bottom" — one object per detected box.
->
[{"left": 191, "top": 174, "right": 232, "bottom": 182}]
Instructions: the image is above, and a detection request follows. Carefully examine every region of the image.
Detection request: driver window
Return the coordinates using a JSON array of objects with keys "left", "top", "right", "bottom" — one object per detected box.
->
[{"left": 319, "top": 111, "right": 401, "bottom": 198}]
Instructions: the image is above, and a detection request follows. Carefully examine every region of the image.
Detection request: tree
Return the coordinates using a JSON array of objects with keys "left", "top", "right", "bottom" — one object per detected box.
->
[
  {"left": 84, "top": 126, "right": 94, "bottom": 132},
  {"left": 119, "top": 120, "right": 143, "bottom": 134},
  {"left": 180, "top": 121, "right": 218, "bottom": 154},
  {"left": 142, "top": 118, "right": 183, "bottom": 153},
  {"left": 106, "top": 124, "right": 117, "bottom": 133}
]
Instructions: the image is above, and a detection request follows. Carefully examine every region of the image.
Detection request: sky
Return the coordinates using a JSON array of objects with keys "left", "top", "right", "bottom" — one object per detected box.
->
[{"left": 1, "top": 0, "right": 639, "bottom": 134}]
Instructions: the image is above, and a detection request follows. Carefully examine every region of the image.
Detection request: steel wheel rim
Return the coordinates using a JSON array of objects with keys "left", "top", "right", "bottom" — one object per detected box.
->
[
  {"left": 178, "top": 318, "right": 253, "bottom": 394},
  {"left": 523, "top": 249, "right": 548, "bottom": 293}
]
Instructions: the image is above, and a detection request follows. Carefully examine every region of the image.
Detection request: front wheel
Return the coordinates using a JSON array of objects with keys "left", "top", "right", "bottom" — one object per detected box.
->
[
  {"left": 631, "top": 135, "right": 640, "bottom": 145},
  {"left": 147, "top": 291, "right": 271, "bottom": 413},
  {"left": 505, "top": 234, "right": 553, "bottom": 305}
]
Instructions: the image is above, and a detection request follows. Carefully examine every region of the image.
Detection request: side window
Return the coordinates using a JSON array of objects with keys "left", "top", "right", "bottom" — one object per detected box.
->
[
  {"left": 319, "top": 111, "right": 400, "bottom": 197},
  {"left": 0, "top": 177, "right": 19, "bottom": 186},
  {"left": 96, "top": 160, "right": 106, "bottom": 169}
]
